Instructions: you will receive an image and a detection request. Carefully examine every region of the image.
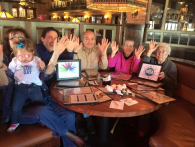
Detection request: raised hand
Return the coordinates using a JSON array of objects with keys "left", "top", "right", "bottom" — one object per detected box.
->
[
  {"left": 50, "top": 36, "right": 69, "bottom": 66},
  {"left": 98, "top": 38, "right": 110, "bottom": 55},
  {"left": 147, "top": 40, "right": 158, "bottom": 57},
  {"left": 66, "top": 34, "right": 75, "bottom": 52},
  {"left": 134, "top": 45, "right": 145, "bottom": 59},
  {"left": 54, "top": 35, "right": 69, "bottom": 55},
  {"left": 73, "top": 37, "right": 82, "bottom": 53},
  {"left": 110, "top": 41, "right": 118, "bottom": 58},
  {"left": 38, "top": 60, "right": 45, "bottom": 70}
]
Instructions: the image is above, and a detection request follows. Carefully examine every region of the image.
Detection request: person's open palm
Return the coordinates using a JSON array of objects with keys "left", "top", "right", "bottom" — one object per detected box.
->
[
  {"left": 98, "top": 38, "right": 110, "bottom": 55},
  {"left": 73, "top": 37, "right": 82, "bottom": 53},
  {"left": 54, "top": 35, "right": 69, "bottom": 55},
  {"left": 149, "top": 40, "right": 158, "bottom": 53},
  {"left": 135, "top": 45, "right": 145, "bottom": 59},
  {"left": 110, "top": 41, "right": 118, "bottom": 57},
  {"left": 66, "top": 34, "right": 75, "bottom": 52}
]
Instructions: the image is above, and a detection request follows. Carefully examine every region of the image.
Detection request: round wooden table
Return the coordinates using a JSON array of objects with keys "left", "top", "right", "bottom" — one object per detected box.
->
[{"left": 50, "top": 79, "right": 161, "bottom": 143}]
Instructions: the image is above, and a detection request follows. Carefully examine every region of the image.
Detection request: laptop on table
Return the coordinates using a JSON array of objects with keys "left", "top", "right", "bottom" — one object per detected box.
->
[{"left": 56, "top": 59, "right": 86, "bottom": 87}]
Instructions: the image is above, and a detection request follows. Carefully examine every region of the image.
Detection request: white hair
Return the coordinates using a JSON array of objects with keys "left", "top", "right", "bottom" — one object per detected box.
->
[{"left": 157, "top": 43, "right": 171, "bottom": 55}]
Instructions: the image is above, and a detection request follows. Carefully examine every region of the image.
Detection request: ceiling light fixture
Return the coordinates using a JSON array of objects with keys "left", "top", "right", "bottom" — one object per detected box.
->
[
  {"left": 72, "top": 17, "right": 80, "bottom": 22},
  {"left": 178, "top": 0, "right": 185, "bottom": 4},
  {"left": 86, "top": 0, "right": 147, "bottom": 12},
  {"left": 0, "top": 9, "right": 13, "bottom": 18}
]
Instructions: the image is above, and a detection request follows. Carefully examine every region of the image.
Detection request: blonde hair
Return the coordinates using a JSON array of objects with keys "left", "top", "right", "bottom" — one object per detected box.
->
[
  {"left": 12, "top": 39, "right": 35, "bottom": 56},
  {"left": 157, "top": 43, "right": 171, "bottom": 55}
]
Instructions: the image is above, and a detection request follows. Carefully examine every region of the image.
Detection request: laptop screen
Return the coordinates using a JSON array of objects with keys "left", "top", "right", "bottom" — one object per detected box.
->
[
  {"left": 137, "top": 62, "right": 162, "bottom": 82},
  {"left": 56, "top": 60, "right": 81, "bottom": 81}
]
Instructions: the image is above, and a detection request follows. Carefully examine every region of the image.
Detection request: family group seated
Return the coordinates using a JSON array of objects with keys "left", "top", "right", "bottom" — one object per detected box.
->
[{"left": 0, "top": 26, "right": 177, "bottom": 147}]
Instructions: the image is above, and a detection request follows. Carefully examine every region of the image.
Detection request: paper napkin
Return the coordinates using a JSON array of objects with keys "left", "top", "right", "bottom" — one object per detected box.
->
[
  {"left": 120, "top": 98, "right": 138, "bottom": 106},
  {"left": 109, "top": 101, "right": 124, "bottom": 110}
]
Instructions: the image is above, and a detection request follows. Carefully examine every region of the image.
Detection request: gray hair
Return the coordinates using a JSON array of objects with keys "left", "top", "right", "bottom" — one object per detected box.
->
[
  {"left": 157, "top": 43, "right": 171, "bottom": 55},
  {"left": 123, "top": 40, "right": 135, "bottom": 46}
]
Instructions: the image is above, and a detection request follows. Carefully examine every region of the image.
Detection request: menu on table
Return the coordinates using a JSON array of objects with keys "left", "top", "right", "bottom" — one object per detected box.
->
[
  {"left": 63, "top": 87, "right": 112, "bottom": 105},
  {"left": 127, "top": 83, "right": 164, "bottom": 91},
  {"left": 130, "top": 78, "right": 163, "bottom": 88},
  {"left": 136, "top": 91, "right": 175, "bottom": 104}
]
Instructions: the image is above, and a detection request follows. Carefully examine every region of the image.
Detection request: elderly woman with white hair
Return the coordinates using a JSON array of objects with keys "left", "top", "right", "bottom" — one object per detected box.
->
[{"left": 142, "top": 40, "right": 177, "bottom": 97}]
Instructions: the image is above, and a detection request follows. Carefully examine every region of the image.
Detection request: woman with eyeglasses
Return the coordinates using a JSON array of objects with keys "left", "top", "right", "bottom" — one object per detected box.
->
[
  {"left": 0, "top": 27, "right": 85, "bottom": 147},
  {"left": 2, "top": 27, "right": 30, "bottom": 66},
  {"left": 108, "top": 40, "right": 145, "bottom": 74},
  {"left": 142, "top": 40, "right": 177, "bottom": 97}
]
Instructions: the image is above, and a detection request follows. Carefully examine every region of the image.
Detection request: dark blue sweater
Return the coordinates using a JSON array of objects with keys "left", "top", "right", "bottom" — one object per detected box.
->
[{"left": 36, "top": 43, "right": 74, "bottom": 65}]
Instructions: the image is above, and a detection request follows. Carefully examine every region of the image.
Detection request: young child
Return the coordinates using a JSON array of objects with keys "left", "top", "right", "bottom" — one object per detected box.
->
[{"left": 7, "top": 39, "right": 45, "bottom": 132}]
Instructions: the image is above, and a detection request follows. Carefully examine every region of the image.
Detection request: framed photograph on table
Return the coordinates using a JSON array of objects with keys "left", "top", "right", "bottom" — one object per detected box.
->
[{"left": 137, "top": 62, "right": 162, "bottom": 82}]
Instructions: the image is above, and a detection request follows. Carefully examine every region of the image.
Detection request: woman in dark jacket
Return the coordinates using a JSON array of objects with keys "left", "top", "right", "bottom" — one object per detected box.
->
[{"left": 142, "top": 40, "right": 177, "bottom": 97}]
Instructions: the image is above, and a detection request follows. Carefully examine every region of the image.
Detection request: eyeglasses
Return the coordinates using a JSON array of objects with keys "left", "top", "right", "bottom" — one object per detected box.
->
[
  {"left": 17, "top": 54, "right": 33, "bottom": 59},
  {"left": 156, "top": 50, "right": 167, "bottom": 54},
  {"left": 9, "top": 36, "right": 24, "bottom": 40}
]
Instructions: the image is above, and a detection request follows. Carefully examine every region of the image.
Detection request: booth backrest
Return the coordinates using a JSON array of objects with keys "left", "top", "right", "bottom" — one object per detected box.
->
[{"left": 174, "top": 61, "right": 195, "bottom": 105}]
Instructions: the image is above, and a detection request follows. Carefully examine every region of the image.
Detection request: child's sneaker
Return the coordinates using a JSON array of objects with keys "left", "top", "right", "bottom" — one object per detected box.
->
[{"left": 7, "top": 123, "right": 19, "bottom": 132}]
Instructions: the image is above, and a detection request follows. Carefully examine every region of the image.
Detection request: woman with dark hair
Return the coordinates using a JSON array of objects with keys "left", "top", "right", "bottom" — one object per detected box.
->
[
  {"left": 0, "top": 27, "right": 85, "bottom": 147},
  {"left": 2, "top": 27, "right": 30, "bottom": 66},
  {"left": 108, "top": 40, "right": 145, "bottom": 74}
]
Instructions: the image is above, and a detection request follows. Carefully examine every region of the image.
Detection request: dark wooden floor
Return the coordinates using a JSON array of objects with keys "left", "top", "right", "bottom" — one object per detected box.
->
[{"left": 83, "top": 114, "right": 159, "bottom": 147}]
